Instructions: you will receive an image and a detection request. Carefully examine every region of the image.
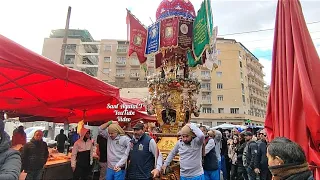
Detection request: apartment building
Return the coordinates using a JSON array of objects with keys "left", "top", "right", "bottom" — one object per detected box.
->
[
  {"left": 193, "top": 38, "right": 268, "bottom": 127},
  {"left": 42, "top": 29, "right": 268, "bottom": 127}
]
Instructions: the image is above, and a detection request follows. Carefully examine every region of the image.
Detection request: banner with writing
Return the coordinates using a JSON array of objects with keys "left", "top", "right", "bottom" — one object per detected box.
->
[
  {"left": 145, "top": 22, "right": 160, "bottom": 55},
  {"left": 192, "top": 0, "right": 213, "bottom": 61},
  {"left": 178, "top": 18, "right": 193, "bottom": 49},
  {"left": 160, "top": 17, "right": 179, "bottom": 48}
]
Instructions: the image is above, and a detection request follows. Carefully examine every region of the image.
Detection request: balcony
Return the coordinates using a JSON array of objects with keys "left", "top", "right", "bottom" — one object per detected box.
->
[
  {"left": 201, "top": 76, "right": 211, "bottom": 81},
  {"left": 116, "top": 61, "right": 126, "bottom": 66},
  {"left": 115, "top": 74, "right": 125, "bottom": 78},
  {"left": 201, "top": 98, "right": 212, "bottom": 105},
  {"left": 130, "top": 73, "right": 140, "bottom": 78},
  {"left": 131, "top": 60, "right": 140, "bottom": 67},
  {"left": 81, "top": 67, "right": 98, "bottom": 77},
  {"left": 201, "top": 88, "right": 211, "bottom": 92},
  {"left": 117, "top": 48, "right": 127, "bottom": 54},
  {"left": 64, "top": 57, "right": 75, "bottom": 64}
]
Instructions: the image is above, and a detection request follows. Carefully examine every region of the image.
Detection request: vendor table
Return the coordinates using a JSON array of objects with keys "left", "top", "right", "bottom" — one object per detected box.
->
[{"left": 42, "top": 159, "right": 73, "bottom": 180}]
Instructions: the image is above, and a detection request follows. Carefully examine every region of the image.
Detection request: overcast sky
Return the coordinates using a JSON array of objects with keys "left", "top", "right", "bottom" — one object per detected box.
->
[{"left": 1, "top": 0, "right": 319, "bottom": 85}]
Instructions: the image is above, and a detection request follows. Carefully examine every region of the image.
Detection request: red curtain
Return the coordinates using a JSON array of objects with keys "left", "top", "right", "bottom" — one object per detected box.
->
[{"left": 265, "top": 0, "right": 320, "bottom": 178}]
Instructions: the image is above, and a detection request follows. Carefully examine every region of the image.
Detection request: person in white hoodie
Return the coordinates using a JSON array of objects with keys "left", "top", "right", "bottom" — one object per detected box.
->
[
  {"left": 71, "top": 127, "right": 93, "bottom": 180},
  {"left": 99, "top": 121, "right": 131, "bottom": 180},
  {"left": 162, "top": 123, "right": 205, "bottom": 180}
]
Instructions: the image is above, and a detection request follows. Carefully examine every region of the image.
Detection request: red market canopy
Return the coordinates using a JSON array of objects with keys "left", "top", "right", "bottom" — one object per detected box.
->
[
  {"left": 265, "top": 0, "right": 320, "bottom": 177},
  {"left": 0, "top": 35, "right": 155, "bottom": 123}
]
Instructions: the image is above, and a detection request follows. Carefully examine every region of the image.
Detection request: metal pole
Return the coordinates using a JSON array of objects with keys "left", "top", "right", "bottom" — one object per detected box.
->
[
  {"left": 59, "top": 6, "right": 72, "bottom": 65},
  {"left": 59, "top": 6, "right": 72, "bottom": 141}
]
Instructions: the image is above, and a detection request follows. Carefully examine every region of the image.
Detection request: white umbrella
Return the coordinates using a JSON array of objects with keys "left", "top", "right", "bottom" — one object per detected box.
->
[{"left": 211, "top": 123, "right": 236, "bottom": 130}]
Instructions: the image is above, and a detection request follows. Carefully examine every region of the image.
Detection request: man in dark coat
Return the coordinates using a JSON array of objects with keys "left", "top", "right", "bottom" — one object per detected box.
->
[
  {"left": 0, "top": 120, "right": 21, "bottom": 180},
  {"left": 243, "top": 131, "right": 259, "bottom": 180},
  {"left": 55, "top": 129, "right": 68, "bottom": 153},
  {"left": 236, "top": 132, "right": 248, "bottom": 180},
  {"left": 22, "top": 130, "right": 49, "bottom": 180},
  {"left": 256, "top": 129, "right": 271, "bottom": 180}
]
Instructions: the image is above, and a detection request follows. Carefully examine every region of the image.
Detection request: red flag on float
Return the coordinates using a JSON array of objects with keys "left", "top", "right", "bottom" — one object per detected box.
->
[
  {"left": 126, "top": 9, "right": 147, "bottom": 64},
  {"left": 265, "top": 0, "right": 320, "bottom": 178},
  {"left": 160, "top": 17, "right": 179, "bottom": 48}
]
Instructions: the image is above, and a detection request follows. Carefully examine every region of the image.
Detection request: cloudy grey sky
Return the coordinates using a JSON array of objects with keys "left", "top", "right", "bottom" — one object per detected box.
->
[{"left": 1, "top": 0, "right": 319, "bottom": 85}]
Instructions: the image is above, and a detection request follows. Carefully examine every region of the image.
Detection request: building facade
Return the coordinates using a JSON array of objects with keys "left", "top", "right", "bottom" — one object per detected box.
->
[{"left": 42, "top": 29, "right": 268, "bottom": 127}]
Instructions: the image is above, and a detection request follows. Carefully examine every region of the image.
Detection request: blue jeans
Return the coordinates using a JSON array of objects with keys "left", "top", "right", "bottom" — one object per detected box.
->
[
  {"left": 221, "top": 155, "right": 227, "bottom": 180},
  {"left": 218, "top": 161, "right": 222, "bottom": 180},
  {"left": 106, "top": 168, "right": 125, "bottom": 180},
  {"left": 26, "top": 170, "right": 43, "bottom": 180},
  {"left": 204, "top": 170, "right": 220, "bottom": 180},
  {"left": 181, "top": 174, "right": 205, "bottom": 180}
]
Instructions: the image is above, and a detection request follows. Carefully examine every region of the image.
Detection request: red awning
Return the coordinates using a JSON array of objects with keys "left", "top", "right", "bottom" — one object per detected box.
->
[
  {"left": 265, "top": 0, "right": 320, "bottom": 176},
  {"left": 0, "top": 35, "right": 156, "bottom": 123}
]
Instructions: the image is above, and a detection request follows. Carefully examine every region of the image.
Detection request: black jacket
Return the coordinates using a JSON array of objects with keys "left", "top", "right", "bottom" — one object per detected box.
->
[
  {"left": 257, "top": 139, "right": 268, "bottom": 170},
  {"left": 236, "top": 140, "right": 246, "bottom": 166},
  {"left": 284, "top": 170, "right": 314, "bottom": 180},
  {"left": 22, "top": 138, "right": 49, "bottom": 172},
  {"left": 243, "top": 140, "right": 259, "bottom": 169}
]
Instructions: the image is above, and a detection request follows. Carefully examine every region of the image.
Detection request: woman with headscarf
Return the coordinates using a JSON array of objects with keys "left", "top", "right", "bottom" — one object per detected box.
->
[
  {"left": 267, "top": 137, "right": 313, "bottom": 180},
  {"left": 71, "top": 127, "right": 93, "bottom": 180},
  {"left": 99, "top": 121, "right": 131, "bottom": 180}
]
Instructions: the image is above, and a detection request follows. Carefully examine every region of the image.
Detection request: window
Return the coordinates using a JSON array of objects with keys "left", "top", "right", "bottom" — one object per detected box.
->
[
  {"left": 217, "top": 49, "right": 221, "bottom": 55},
  {"left": 218, "top": 108, "right": 224, "bottom": 113},
  {"left": 202, "top": 95, "right": 211, "bottom": 102},
  {"left": 117, "top": 45, "right": 128, "bottom": 53},
  {"left": 238, "top": 51, "right": 241, "bottom": 58},
  {"left": 230, "top": 108, "right": 240, "bottom": 114},
  {"left": 147, "top": 69, "right": 155, "bottom": 76},
  {"left": 240, "top": 61, "right": 242, "bottom": 68},
  {"left": 130, "top": 69, "right": 140, "bottom": 77},
  {"left": 217, "top": 83, "right": 223, "bottom": 89},
  {"left": 65, "top": 44, "right": 76, "bottom": 53},
  {"left": 104, "top": 45, "right": 111, "bottom": 51},
  {"left": 64, "top": 55, "right": 75, "bottom": 64},
  {"left": 201, "top": 71, "right": 210, "bottom": 76},
  {"left": 241, "top": 83, "right": 245, "bottom": 93},
  {"left": 104, "top": 57, "right": 111, "bottom": 63},
  {"left": 103, "top": 68, "right": 110, "bottom": 74},
  {"left": 118, "top": 45, "right": 127, "bottom": 50},
  {"left": 240, "top": 72, "right": 243, "bottom": 79},
  {"left": 217, "top": 95, "right": 223, "bottom": 101},
  {"left": 242, "top": 95, "right": 246, "bottom": 103},
  {"left": 217, "top": 122, "right": 226, "bottom": 126},
  {"left": 116, "top": 57, "right": 126, "bottom": 65},
  {"left": 131, "top": 57, "right": 140, "bottom": 65},
  {"left": 203, "top": 121, "right": 212, "bottom": 127},
  {"left": 216, "top": 71, "right": 222, "bottom": 77},
  {"left": 218, "top": 60, "right": 222, "bottom": 66},
  {"left": 201, "top": 83, "right": 211, "bottom": 91},
  {"left": 116, "top": 69, "right": 125, "bottom": 76},
  {"left": 202, "top": 107, "right": 212, "bottom": 113}
]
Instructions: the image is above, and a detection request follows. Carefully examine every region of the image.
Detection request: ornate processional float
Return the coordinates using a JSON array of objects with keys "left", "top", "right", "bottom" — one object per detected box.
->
[{"left": 126, "top": 0, "right": 218, "bottom": 179}]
